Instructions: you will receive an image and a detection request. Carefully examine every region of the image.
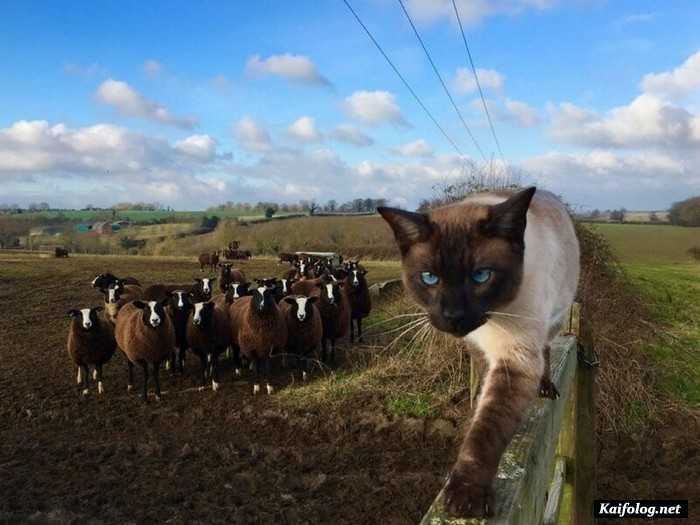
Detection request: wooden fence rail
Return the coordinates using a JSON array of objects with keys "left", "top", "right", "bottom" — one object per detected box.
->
[{"left": 420, "top": 304, "right": 595, "bottom": 525}]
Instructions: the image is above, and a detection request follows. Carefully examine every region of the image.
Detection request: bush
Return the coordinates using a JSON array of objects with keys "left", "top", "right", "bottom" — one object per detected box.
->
[{"left": 669, "top": 196, "right": 700, "bottom": 226}]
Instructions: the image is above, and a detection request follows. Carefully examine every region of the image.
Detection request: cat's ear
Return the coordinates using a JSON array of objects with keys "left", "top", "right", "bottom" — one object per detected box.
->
[
  {"left": 378, "top": 207, "right": 432, "bottom": 253},
  {"left": 484, "top": 187, "right": 536, "bottom": 244}
]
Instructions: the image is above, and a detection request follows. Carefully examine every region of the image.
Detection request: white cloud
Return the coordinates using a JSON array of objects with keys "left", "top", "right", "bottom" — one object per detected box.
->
[
  {"left": 328, "top": 124, "right": 374, "bottom": 147},
  {"left": 403, "top": 0, "right": 556, "bottom": 27},
  {"left": 453, "top": 67, "right": 504, "bottom": 95},
  {"left": 391, "top": 139, "right": 433, "bottom": 157},
  {"left": 233, "top": 117, "right": 272, "bottom": 152},
  {"left": 143, "top": 59, "right": 164, "bottom": 77},
  {"left": 502, "top": 98, "right": 539, "bottom": 127},
  {"left": 245, "top": 53, "right": 330, "bottom": 86},
  {"left": 287, "top": 116, "right": 322, "bottom": 142},
  {"left": 95, "top": 79, "right": 198, "bottom": 129},
  {"left": 343, "top": 90, "right": 407, "bottom": 126},
  {"left": 548, "top": 94, "right": 700, "bottom": 148},
  {"left": 174, "top": 135, "right": 218, "bottom": 161},
  {"left": 641, "top": 50, "right": 700, "bottom": 100},
  {"left": 0, "top": 120, "right": 228, "bottom": 208}
]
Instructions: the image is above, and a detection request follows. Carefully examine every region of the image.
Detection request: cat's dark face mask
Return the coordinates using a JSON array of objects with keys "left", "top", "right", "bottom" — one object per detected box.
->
[{"left": 378, "top": 187, "right": 536, "bottom": 338}]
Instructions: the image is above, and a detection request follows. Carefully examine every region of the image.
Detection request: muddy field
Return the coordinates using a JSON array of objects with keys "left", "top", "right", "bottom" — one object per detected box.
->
[{"left": 0, "top": 252, "right": 463, "bottom": 524}]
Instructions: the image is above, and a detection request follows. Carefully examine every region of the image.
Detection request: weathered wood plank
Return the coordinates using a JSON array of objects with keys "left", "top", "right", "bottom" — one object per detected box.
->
[
  {"left": 419, "top": 335, "right": 578, "bottom": 525},
  {"left": 574, "top": 315, "right": 596, "bottom": 525},
  {"left": 543, "top": 458, "right": 566, "bottom": 525}
]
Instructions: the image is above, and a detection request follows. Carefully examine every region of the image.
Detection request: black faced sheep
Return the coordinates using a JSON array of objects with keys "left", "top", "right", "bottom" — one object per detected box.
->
[
  {"left": 279, "top": 295, "right": 322, "bottom": 381},
  {"left": 314, "top": 275, "right": 350, "bottom": 365},
  {"left": 165, "top": 290, "right": 193, "bottom": 374},
  {"left": 191, "top": 277, "right": 216, "bottom": 302},
  {"left": 66, "top": 306, "right": 117, "bottom": 395},
  {"left": 91, "top": 272, "right": 141, "bottom": 290},
  {"left": 230, "top": 284, "right": 287, "bottom": 395},
  {"left": 103, "top": 282, "right": 143, "bottom": 324},
  {"left": 186, "top": 300, "right": 232, "bottom": 391},
  {"left": 217, "top": 263, "right": 246, "bottom": 293},
  {"left": 345, "top": 265, "right": 372, "bottom": 343},
  {"left": 115, "top": 300, "right": 175, "bottom": 402}
]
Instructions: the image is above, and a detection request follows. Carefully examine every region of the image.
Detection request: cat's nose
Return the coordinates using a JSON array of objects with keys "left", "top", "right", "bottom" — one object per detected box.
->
[{"left": 442, "top": 308, "right": 466, "bottom": 324}]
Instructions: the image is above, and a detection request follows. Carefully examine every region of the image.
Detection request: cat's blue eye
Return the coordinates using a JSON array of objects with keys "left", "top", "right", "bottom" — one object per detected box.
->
[
  {"left": 471, "top": 268, "right": 493, "bottom": 284},
  {"left": 420, "top": 271, "right": 440, "bottom": 286}
]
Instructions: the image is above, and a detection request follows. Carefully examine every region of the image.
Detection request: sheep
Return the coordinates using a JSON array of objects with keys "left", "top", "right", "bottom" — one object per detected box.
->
[
  {"left": 141, "top": 283, "right": 189, "bottom": 302},
  {"left": 191, "top": 277, "right": 216, "bottom": 302},
  {"left": 213, "top": 284, "right": 247, "bottom": 374},
  {"left": 279, "top": 295, "right": 322, "bottom": 381},
  {"left": 165, "top": 290, "right": 193, "bottom": 374},
  {"left": 55, "top": 247, "right": 69, "bottom": 258},
  {"left": 217, "top": 263, "right": 246, "bottom": 293},
  {"left": 229, "top": 284, "right": 287, "bottom": 395},
  {"left": 314, "top": 275, "right": 350, "bottom": 365},
  {"left": 103, "top": 282, "right": 143, "bottom": 324},
  {"left": 277, "top": 277, "right": 297, "bottom": 302},
  {"left": 91, "top": 272, "right": 141, "bottom": 290},
  {"left": 66, "top": 306, "right": 117, "bottom": 395},
  {"left": 114, "top": 299, "right": 175, "bottom": 402},
  {"left": 198, "top": 251, "right": 220, "bottom": 272},
  {"left": 290, "top": 277, "right": 321, "bottom": 296},
  {"left": 186, "top": 300, "right": 232, "bottom": 391},
  {"left": 345, "top": 264, "right": 372, "bottom": 343}
]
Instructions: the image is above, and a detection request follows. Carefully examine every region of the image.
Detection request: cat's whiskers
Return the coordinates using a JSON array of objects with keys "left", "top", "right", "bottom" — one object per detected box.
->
[
  {"left": 385, "top": 318, "right": 430, "bottom": 351},
  {"left": 365, "top": 312, "right": 428, "bottom": 333},
  {"left": 374, "top": 316, "right": 428, "bottom": 338}
]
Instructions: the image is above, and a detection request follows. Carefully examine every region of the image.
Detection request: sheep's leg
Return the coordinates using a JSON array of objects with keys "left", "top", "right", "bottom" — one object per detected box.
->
[
  {"left": 252, "top": 358, "right": 261, "bottom": 395},
  {"left": 298, "top": 354, "right": 309, "bottom": 382},
  {"left": 96, "top": 364, "right": 104, "bottom": 394},
  {"left": 330, "top": 338, "right": 337, "bottom": 366},
  {"left": 127, "top": 361, "right": 134, "bottom": 392},
  {"left": 321, "top": 338, "right": 328, "bottom": 364},
  {"left": 233, "top": 346, "right": 242, "bottom": 377},
  {"left": 350, "top": 320, "right": 355, "bottom": 344},
  {"left": 178, "top": 347, "right": 186, "bottom": 374},
  {"left": 264, "top": 356, "right": 273, "bottom": 395},
  {"left": 81, "top": 364, "right": 90, "bottom": 395},
  {"left": 211, "top": 352, "right": 220, "bottom": 392},
  {"left": 358, "top": 317, "right": 364, "bottom": 343},
  {"left": 168, "top": 351, "right": 176, "bottom": 375},
  {"left": 76, "top": 366, "right": 82, "bottom": 385},
  {"left": 153, "top": 361, "right": 162, "bottom": 401},
  {"left": 140, "top": 361, "right": 149, "bottom": 402}
]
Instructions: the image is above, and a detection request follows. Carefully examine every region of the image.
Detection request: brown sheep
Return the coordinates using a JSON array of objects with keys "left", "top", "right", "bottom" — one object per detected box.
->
[
  {"left": 67, "top": 306, "right": 117, "bottom": 395},
  {"left": 186, "top": 300, "right": 232, "bottom": 391},
  {"left": 103, "top": 282, "right": 143, "bottom": 324},
  {"left": 279, "top": 295, "right": 322, "bottom": 381},
  {"left": 217, "top": 263, "right": 246, "bottom": 293},
  {"left": 230, "top": 285, "right": 287, "bottom": 395},
  {"left": 314, "top": 275, "right": 350, "bottom": 365},
  {"left": 191, "top": 277, "right": 216, "bottom": 302},
  {"left": 115, "top": 300, "right": 175, "bottom": 402},
  {"left": 141, "top": 283, "right": 190, "bottom": 302},
  {"left": 198, "top": 251, "right": 220, "bottom": 271},
  {"left": 345, "top": 264, "right": 372, "bottom": 343}
]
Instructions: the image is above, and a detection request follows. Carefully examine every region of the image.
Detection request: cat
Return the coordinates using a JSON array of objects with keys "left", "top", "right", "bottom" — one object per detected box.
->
[{"left": 378, "top": 186, "right": 580, "bottom": 518}]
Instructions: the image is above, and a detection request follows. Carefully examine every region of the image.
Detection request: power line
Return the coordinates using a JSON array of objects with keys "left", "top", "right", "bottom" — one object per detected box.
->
[
  {"left": 342, "top": 0, "right": 466, "bottom": 159},
  {"left": 397, "top": 0, "right": 488, "bottom": 163},
  {"left": 451, "top": 0, "right": 506, "bottom": 165}
]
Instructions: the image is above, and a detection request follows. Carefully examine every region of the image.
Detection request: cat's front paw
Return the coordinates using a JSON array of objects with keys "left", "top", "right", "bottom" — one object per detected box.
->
[
  {"left": 539, "top": 377, "right": 560, "bottom": 399},
  {"left": 443, "top": 469, "right": 494, "bottom": 518}
]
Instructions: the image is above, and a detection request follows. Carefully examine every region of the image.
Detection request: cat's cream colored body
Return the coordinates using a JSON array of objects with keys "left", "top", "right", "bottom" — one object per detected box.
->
[{"left": 464, "top": 190, "right": 580, "bottom": 377}]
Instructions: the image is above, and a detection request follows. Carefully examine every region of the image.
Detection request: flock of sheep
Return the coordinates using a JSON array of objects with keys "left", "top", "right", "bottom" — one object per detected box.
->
[{"left": 66, "top": 253, "right": 372, "bottom": 402}]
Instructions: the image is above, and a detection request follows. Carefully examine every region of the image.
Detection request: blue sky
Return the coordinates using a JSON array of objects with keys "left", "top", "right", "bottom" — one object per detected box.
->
[{"left": 1, "top": 0, "right": 699, "bottom": 211}]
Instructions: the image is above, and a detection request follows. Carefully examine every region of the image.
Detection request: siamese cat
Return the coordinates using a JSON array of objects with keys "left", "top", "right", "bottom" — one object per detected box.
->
[{"left": 378, "top": 187, "right": 579, "bottom": 518}]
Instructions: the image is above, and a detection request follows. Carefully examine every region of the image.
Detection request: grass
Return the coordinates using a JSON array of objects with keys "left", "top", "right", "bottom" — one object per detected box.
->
[
  {"left": 624, "top": 263, "right": 700, "bottom": 407},
  {"left": 591, "top": 222, "right": 700, "bottom": 264}
]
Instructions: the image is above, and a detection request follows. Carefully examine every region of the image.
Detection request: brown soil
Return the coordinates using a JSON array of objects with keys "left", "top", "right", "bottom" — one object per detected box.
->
[{"left": 0, "top": 253, "right": 459, "bottom": 525}]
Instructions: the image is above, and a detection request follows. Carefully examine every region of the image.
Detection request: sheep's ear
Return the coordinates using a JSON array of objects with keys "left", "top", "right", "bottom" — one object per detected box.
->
[
  {"left": 133, "top": 300, "right": 147, "bottom": 309},
  {"left": 377, "top": 206, "right": 432, "bottom": 255},
  {"left": 194, "top": 278, "right": 202, "bottom": 283},
  {"left": 308, "top": 296, "right": 319, "bottom": 304},
  {"left": 67, "top": 309, "right": 80, "bottom": 318},
  {"left": 94, "top": 306, "right": 104, "bottom": 312},
  {"left": 283, "top": 297, "right": 296, "bottom": 305}
]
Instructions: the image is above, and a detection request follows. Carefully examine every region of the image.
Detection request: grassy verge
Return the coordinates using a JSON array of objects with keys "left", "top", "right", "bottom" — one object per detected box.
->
[{"left": 624, "top": 263, "right": 700, "bottom": 407}]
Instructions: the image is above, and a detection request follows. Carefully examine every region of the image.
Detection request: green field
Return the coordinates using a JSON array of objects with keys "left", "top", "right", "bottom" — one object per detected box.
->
[
  {"left": 9, "top": 209, "right": 303, "bottom": 222},
  {"left": 593, "top": 222, "right": 700, "bottom": 407},
  {"left": 589, "top": 223, "right": 700, "bottom": 264}
]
